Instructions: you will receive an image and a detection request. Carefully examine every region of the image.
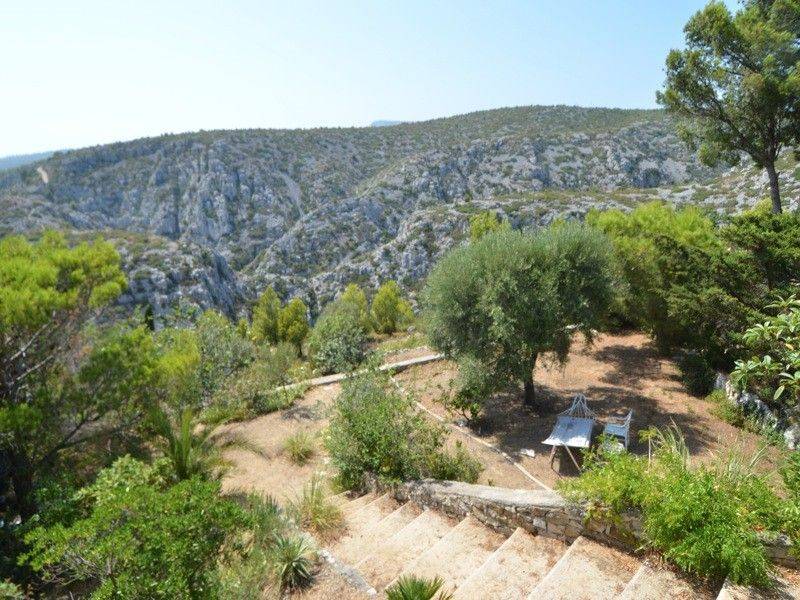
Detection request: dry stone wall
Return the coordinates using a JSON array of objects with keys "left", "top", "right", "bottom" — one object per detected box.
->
[{"left": 374, "top": 478, "right": 798, "bottom": 569}]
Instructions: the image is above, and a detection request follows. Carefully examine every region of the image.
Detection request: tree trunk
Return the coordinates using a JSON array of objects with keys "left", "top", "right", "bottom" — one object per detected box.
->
[
  {"left": 765, "top": 161, "right": 783, "bottom": 214},
  {"left": 523, "top": 354, "right": 538, "bottom": 408}
]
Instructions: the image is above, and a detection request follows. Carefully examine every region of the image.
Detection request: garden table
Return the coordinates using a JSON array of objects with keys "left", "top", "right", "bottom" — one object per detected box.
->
[{"left": 542, "top": 415, "right": 595, "bottom": 471}]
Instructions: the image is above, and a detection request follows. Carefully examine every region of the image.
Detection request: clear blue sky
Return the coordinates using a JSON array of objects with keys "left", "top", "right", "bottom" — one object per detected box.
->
[{"left": 1, "top": 0, "right": 734, "bottom": 156}]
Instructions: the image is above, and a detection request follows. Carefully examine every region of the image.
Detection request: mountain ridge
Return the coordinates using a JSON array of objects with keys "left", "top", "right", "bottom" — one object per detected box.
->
[{"left": 0, "top": 104, "right": 791, "bottom": 322}]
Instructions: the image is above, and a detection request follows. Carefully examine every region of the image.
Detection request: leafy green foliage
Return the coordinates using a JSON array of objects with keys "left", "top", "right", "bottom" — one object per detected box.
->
[
  {"left": 24, "top": 459, "right": 246, "bottom": 599},
  {"left": 307, "top": 299, "right": 368, "bottom": 375},
  {"left": 371, "top": 280, "right": 413, "bottom": 334},
  {"left": 732, "top": 296, "right": 800, "bottom": 411},
  {"left": 339, "top": 282, "right": 372, "bottom": 332},
  {"left": 287, "top": 476, "right": 343, "bottom": 538},
  {"left": 561, "top": 428, "right": 781, "bottom": 585},
  {"left": 469, "top": 211, "right": 509, "bottom": 241},
  {"left": 677, "top": 352, "right": 716, "bottom": 397},
  {"left": 658, "top": 0, "right": 800, "bottom": 212},
  {"left": 251, "top": 287, "right": 281, "bottom": 345},
  {"left": 325, "top": 366, "right": 482, "bottom": 489},
  {"left": 588, "top": 202, "right": 765, "bottom": 367},
  {"left": 425, "top": 441, "right": 481, "bottom": 483},
  {"left": 147, "top": 405, "right": 240, "bottom": 482},
  {"left": 0, "top": 232, "right": 133, "bottom": 518},
  {"left": 283, "top": 431, "right": 316, "bottom": 465},
  {"left": 206, "top": 343, "right": 300, "bottom": 422},
  {"left": 424, "top": 223, "right": 615, "bottom": 406},
  {"left": 386, "top": 575, "right": 453, "bottom": 600},
  {"left": 0, "top": 581, "right": 23, "bottom": 600},
  {"left": 722, "top": 207, "right": 800, "bottom": 292},
  {"left": 277, "top": 298, "right": 310, "bottom": 354}
]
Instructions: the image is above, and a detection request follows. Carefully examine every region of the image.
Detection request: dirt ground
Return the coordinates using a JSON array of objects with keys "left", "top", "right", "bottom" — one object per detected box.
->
[
  {"left": 219, "top": 384, "right": 341, "bottom": 504},
  {"left": 394, "top": 331, "right": 785, "bottom": 489},
  {"left": 222, "top": 330, "right": 784, "bottom": 498}
]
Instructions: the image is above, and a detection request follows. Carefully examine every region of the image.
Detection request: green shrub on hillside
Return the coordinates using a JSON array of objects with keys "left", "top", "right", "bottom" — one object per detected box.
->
[
  {"left": 325, "top": 365, "right": 482, "bottom": 489},
  {"left": 277, "top": 298, "right": 310, "bottom": 355},
  {"left": 24, "top": 459, "right": 247, "bottom": 599},
  {"left": 205, "top": 343, "right": 299, "bottom": 422},
  {"left": 307, "top": 300, "right": 368, "bottom": 375},
  {"left": 561, "top": 428, "right": 782, "bottom": 586},
  {"left": 371, "top": 280, "right": 414, "bottom": 334},
  {"left": 677, "top": 352, "right": 716, "bottom": 397}
]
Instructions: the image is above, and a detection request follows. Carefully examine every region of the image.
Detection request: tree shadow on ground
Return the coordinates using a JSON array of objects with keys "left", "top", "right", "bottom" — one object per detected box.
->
[
  {"left": 465, "top": 379, "right": 716, "bottom": 472},
  {"left": 591, "top": 341, "right": 663, "bottom": 387}
]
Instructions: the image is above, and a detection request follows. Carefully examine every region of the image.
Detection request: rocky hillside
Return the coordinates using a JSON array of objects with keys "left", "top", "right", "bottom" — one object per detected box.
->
[{"left": 0, "top": 105, "right": 792, "bottom": 321}]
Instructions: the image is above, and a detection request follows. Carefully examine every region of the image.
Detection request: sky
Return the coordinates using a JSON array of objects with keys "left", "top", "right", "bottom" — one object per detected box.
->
[{"left": 0, "top": 0, "right": 735, "bottom": 157}]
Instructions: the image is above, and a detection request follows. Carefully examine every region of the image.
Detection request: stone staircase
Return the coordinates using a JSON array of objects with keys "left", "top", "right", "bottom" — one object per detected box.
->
[{"left": 305, "top": 491, "right": 800, "bottom": 600}]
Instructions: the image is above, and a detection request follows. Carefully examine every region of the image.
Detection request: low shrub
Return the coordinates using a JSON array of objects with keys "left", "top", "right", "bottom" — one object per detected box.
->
[
  {"left": 283, "top": 431, "right": 316, "bottom": 465},
  {"left": 325, "top": 365, "right": 483, "bottom": 489},
  {"left": 560, "top": 427, "right": 781, "bottom": 586},
  {"left": 678, "top": 352, "right": 715, "bottom": 397},
  {"left": 287, "top": 476, "right": 343, "bottom": 538},
  {"left": 426, "top": 441, "right": 482, "bottom": 484},
  {"left": 386, "top": 575, "right": 453, "bottom": 600},
  {"left": 307, "top": 301, "right": 367, "bottom": 375},
  {"left": 205, "top": 343, "right": 301, "bottom": 422},
  {"left": 24, "top": 459, "right": 248, "bottom": 599}
]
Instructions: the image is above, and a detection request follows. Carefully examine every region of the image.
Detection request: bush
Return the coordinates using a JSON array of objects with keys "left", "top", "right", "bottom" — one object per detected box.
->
[
  {"left": 325, "top": 366, "right": 482, "bottom": 489},
  {"left": 678, "top": 352, "right": 715, "bottom": 396},
  {"left": 207, "top": 343, "right": 299, "bottom": 422},
  {"left": 371, "top": 281, "right": 414, "bottom": 334},
  {"left": 287, "top": 476, "right": 343, "bottom": 538},
  {"left": 386, "top": 575, "right": 453, "bottom": 600},
  {"left": 24, "top": 459, "right": 247, "bottom": 599},
  {"left": 283, "top": 431, "right": 316, "bottom": 465},
  {"left": 0, "top": 582, "right": 24, "bottom": 600},
  {"left": 587, "top": 202, "right": 761, "bottom": 366},
  {"left": 307, "top": 301, "right": 368, "bottom": 375},
  {"left": 277, "top": 298, "right": 310, "bottom": 354},
  {"left": 426, "top": 441, "right": 482, "bottom": 483},
  {"left": 560, "top": 427, "right": 781, "bottom": 586}
]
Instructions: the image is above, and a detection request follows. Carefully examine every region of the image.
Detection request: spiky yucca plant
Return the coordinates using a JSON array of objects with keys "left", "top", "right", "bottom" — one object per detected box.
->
[
  {"left": 386, "top": 575, "right": 453, "bottom": 600},
  {"left": 271, "top": 534, "right": 314, "bottom": 590}
]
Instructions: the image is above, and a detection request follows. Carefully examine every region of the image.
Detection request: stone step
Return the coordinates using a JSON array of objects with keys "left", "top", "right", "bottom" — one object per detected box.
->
[
  {"left": 333, "top": 502, "right": 422, "bottom": 566},
  {"left": 342, "top": 493, "right": 399, "bottom": 535},
  {"left": 341, "top": 492, "right": 378, "bottom": 516},
  {"left": 526, "top": 536, "right": 639, "bottom": 600},
  {"left": 453, "top": 527, "right": 568, "bottom": 600},
  {"left": 619, "top": 561, "right": 714, "bottom": 599},
  {"left": 388, "top": 515, "right": 506, "bottom": 595},
  {"left": 716, "top": 567, "right": 800, "bottom": 600},
  {"left": 355, "top": 508, "right": 456, "bottom": 591}
]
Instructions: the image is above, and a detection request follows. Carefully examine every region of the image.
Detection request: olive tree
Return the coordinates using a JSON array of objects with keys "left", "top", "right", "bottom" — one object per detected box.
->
[{"left": 423, "top": 224, "right": 615, "bottom": 407}]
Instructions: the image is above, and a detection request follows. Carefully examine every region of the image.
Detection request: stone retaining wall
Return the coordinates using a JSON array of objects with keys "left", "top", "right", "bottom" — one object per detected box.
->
[{"left": 376, "top": 478, "right": 798, "bottom": 568}]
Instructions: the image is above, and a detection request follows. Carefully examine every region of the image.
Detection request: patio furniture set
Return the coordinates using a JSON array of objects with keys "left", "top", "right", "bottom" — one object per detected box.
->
[{"left": 541, "top": 394, "right": 632, "bottom": 471}]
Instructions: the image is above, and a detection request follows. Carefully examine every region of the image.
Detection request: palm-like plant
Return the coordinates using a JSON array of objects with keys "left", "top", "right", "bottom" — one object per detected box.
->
[
  {"left": 148, "top": 405, "right": 256, "bottom": 481},
  {"left": 386, "top": 575, "right": 453, "bottom": 600},
  {"left": 271, "top": 534, "right": 314, "bottom": 590}
]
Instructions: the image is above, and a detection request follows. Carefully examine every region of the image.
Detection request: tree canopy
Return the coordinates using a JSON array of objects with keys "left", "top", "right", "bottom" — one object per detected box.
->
[
  {"left": 423, "top": 223, "right": 615, "bottom": 407},
  {"left": 658, "top": 0, "right": 800, "bottom": 213}
]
